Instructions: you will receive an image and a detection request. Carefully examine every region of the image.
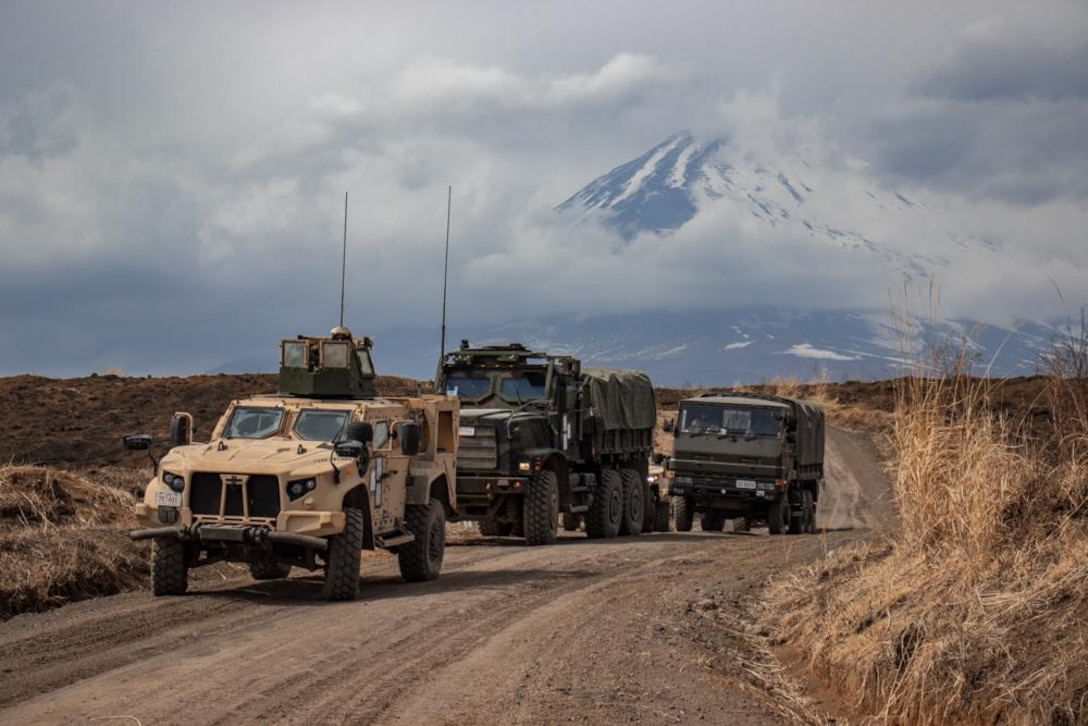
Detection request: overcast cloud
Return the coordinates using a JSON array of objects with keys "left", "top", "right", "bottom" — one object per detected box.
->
[{"left": 0, "top": 0, "right": 1086, "bottom": 376}]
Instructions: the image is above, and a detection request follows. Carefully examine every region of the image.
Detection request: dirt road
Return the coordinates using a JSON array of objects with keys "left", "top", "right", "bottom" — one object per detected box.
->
[{"left": 0, "top": 427, "right": 891, "bottom": 725}]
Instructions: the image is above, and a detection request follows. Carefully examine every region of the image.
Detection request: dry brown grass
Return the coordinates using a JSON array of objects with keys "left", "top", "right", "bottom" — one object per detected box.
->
[
  {"left": 761, "top": 317, "right": 1088, "bottom": 724},
  {"left": 0, "top": 466, "right": 148, "bottom": 620}
]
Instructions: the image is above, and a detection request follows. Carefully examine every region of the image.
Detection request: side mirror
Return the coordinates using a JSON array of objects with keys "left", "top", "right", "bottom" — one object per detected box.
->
[
  {"left": 397, "top": 422, "right": 422, "bottom": 456},
  {"left": 123, "top": 434, "right": 153, "bottom": 451},
  {"left": 170, "top": 413, "right": 192, "bottom": 446},
  {"left": 343, "top": 421, "right": 374, "bottom": 445},
  {"left": 662, "top": 418, "right": 674, "bottom": 433},
  {"left": 333, "top": 440, "right": 366, "bottom": 459}
]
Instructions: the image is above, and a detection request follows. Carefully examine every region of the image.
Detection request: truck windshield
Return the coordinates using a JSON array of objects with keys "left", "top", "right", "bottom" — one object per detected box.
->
[
  {"left": 444, "top": 372, "right": 493, "bottom": 400},
  {"left": 498, "top": 371, "right": 546, "bottom": 402},
  {"left": 293, "top": 410, "right": 350, "bottom": 441},
  {"left": 224, "top": 407, "right": 285, "bottom": 439},
  {"left": 680, "top": 405, "right": 781, "bottom": 436}
]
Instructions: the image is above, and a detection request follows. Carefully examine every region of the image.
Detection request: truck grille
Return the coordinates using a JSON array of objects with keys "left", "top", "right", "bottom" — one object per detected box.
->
[
  {"left": 190, "top": 473, "right": 280, "bottom": 519},
  {"left": 459, "top": 427, "right": 498, "bottom": 470}
]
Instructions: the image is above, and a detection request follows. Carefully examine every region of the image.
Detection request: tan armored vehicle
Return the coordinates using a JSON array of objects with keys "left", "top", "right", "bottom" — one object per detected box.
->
[{"left": 125, "top": 327, "right": 459, "bottom": 601}]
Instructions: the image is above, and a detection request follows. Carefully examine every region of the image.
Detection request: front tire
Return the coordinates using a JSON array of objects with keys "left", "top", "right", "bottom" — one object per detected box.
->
[
  {"left": 671, "top": 496, "right": 694, "bottom": 532},
  {"left": 249, "top": 556, "right": 291, "bottom": 581},
  {"left": 802, "top": 489, "right": 816, "bottom": 534},
  {"left": 151, "top": 536, "right": 188, "bottom": 596},
  {"left": 618, "top": 469, "right": 645, "bottom": 537},
  {"left": 768, "top": 495, "right": 788, "bottom": 536},
  {"left": 586, "top": 470, "right": 623, "bottom": 539},
  {"left": 324, "top": 507, "right": 364, "bottom": 601},
  {"left": 524, "top": 470, "right": 559, "bottom": 546},
  {"left": 653, "top": 499, "right": 671, "bottom": 532},
  {"left": 399, "top": 498, "right": 446, "bottom": 582}
]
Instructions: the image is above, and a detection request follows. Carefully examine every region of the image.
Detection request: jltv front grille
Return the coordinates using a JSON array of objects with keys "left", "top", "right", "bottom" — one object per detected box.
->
[
  {"left": 190, "top": 473, "right": 280, "bottom": 519},
  {"left": 459, "top": 427, "right": 498, "bottom": 470}
]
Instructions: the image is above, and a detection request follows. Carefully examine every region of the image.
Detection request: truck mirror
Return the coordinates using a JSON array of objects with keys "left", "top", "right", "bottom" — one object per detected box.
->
[
  {"left": 343, "top": 421, "right": 374, "bottom": 445},
  {"left": 333, "top": 439, "right": 365, "bottom": 459},
  {"left": 397, "top": 422, "right": 422, "bottom": 456},
  {"left": 123, "top": 434, "right": 153, "bottom": 451},
  {"left": 170, "top": 414, "right": 192, "bottom": 446},
  {"left": 662, "top": 418, "right": 674, "bottom": 433}
]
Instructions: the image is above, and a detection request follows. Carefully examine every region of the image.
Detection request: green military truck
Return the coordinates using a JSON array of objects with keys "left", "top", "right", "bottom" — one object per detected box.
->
[
  {"left": 125, "top": 326, "right": 459, "bottom": 601},
  {"left": 436, "top": 341, "right": 660, "bottom": 545},
  {"left": 664, "top": 392, "right": 824, "bottom": 535}
]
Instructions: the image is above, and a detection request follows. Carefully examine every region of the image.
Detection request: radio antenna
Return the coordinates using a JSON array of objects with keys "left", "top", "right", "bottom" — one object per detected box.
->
[
  {"left": 339, "top": 191, "right": 348, "bottom": 327},
  {"left": 436, "top": 186, "right": 452, "bottom": 389}
]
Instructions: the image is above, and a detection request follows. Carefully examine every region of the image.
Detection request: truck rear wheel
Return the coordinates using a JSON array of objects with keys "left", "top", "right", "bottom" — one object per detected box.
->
[
  {"left": 618, "top": 469, "right": 644, "bottom": 537},
  {"left": 802, "top": 489, "right": 816, "bottom": 534},
  {"left": 653, "top": 499, "right": 670, "bottom": 532},
  {"left": 524, "top": 470, "right": 559, "bottom": 546},
  {"left": 586, "top": 470, "right": 622, "bottom": 539},
  {"left": 768, "top": 495, "right": 788, "bottom": 535},
  {"left": 671, "top": 496, "right": 694, "bottom": 532},
  {"left": 324, "top": 507, "right": 364, "bottom": 601},
  {"left": 477, "top": 520, "right": 506, "bottom": 537},
  {"left": 399, "top": 498, "right": 446, "bottom": 582},
  {"left": 151, "top": 536, "right": 188, "bottom": 596},
  {"left": 249, "top": 556, "right": 291, "bottom": 581},
  {"left": 732, "top": 515, "right": 751, "bottom": 533}
]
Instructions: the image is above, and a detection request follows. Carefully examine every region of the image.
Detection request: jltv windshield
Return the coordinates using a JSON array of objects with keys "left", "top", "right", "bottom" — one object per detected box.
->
[{"left": 679, "top": 404, "right": 781, "bottom": 437}]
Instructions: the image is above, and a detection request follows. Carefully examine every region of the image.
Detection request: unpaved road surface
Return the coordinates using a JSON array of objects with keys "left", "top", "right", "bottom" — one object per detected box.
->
[{"left": 0, "top": 427, "right": 892, "bottom": 725}]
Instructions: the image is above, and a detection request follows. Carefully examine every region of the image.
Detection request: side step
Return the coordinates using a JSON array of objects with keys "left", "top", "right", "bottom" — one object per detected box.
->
[{"left": 375, "top": 531, "right": 416, "bottom": 548}]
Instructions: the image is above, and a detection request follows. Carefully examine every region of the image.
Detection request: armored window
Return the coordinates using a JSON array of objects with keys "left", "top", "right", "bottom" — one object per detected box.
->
[
  {"left": 282, "top": 341, "right": 308, "bottom": 368},
  {"left": 356, "top": 349, "right": 375, "bottom": 376},
  {"left": 444, "top": 372, "right": 492, "bottom": 400},
  {"left": 322, "top": 342, "right": 351, "bottom": 368},
  {"left": 225, "top": 407, "right": 285, "bottom": 439},
  {"left": 498, "top": 371, "right": 546, "bottom": 401},
  {"left": 293, "top": 410, "right": 350, "bottom": 441},
  {"left": 372, "top": 421, "right": 390, "bottom": 449}
]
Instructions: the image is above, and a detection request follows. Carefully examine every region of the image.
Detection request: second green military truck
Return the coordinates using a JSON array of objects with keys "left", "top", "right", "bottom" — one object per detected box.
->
[
  {"left": 437, "top": 341, "right": 659, "bottom": 545},
  {"left": 664, "top": 392, "right": 824, "bottom": 535}
]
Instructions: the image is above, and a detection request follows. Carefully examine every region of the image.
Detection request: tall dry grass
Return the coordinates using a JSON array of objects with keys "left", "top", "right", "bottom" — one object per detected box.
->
[{"left": 761, "top": 306, "right": 1088, "bottom": 724}]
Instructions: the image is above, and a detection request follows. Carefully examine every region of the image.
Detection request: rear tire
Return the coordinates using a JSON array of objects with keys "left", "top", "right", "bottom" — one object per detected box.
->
[
  {"left": 768, "top": 495, "right": 788, "bottom": 536},
  {"left": 477, "top": 519, "right": 505, "bottom": 537},
  {"left": 653, "top": 500, "right": 671, "bottom": 532},
  {"left": 323, "top": 507, "right": 364, "bottom": 601},
  {"left": 524, "top": 470, "right": 559, "bottom": 546},
  {"left": 802, "top": 489, "right": 816, "bottom": 534},
  {"left": 586, "top": 470, "right": 623, "bottom": 539},
  {"left": 151, "top": 537, "right": 188, "bottom": 596},
  {"left": 732, "top": 515, "right": 751, "bottom": 533},
  {"left": 249, "top": 557, "right": 291, "bottom": 581},
  {"left": 399, "top": 498, "right": 445, "bottom": 582},
  {"left": 672, "top": 496, "right": 694, "bottom": 532},
  {"left": 618, "top": 469, "right": 644, "bottom": 537}
]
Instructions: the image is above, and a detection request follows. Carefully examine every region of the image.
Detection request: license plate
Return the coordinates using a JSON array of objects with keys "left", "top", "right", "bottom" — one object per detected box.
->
[
  {"left": 459, "top": 426, "right": 476, "bottom": 437},
  {"left": 736, "top": 479, "right": 757, "bottom": 489},
  {"left": 155, "top": 490, "right": 182, "bottom": 507}
]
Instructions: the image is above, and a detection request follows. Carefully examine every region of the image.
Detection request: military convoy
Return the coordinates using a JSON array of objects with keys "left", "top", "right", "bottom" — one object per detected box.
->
[
  {"left": 662, "top": 392, "right": 825, "bottom": 535},
  {"left": 124, "top": 329, "right": 826, "bottom": 598},
  {"left": 435, "top": 341, "right": 661, "bottom": 544},
  {"left": 125, "top": 327, "right": 459, "bottom": 601}
]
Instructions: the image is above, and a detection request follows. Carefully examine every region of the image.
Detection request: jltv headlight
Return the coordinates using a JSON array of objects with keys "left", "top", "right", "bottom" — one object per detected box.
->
[
  {"left": 162, "top": 472, "right": 185, "bottom": 493},
  {"left": 287, "top": 478, "right": 317, "bottom": 501}
]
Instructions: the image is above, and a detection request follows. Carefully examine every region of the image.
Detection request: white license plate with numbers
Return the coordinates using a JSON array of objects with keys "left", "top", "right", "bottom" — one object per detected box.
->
[
  {"left": 736, "top": 479, "right": 757, "bottom": 489},
  {"left": 155, "top": 491, "right": 182, "bottom": 507},
  {"left": 459, "top": 426, "right": 476, "bottom": 437}
]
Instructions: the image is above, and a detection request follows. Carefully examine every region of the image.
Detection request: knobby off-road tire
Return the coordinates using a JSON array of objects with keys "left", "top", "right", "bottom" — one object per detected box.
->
[
  {"left": 249, "top": 557, "right": 291, "bottom": 581},
  {"left": 618, "top": 468, "right": 644, "bottom": 537},
  {"left": 768, "top": 494, "right": 789, "bottom": 535},
  {"left": 562, "top": 512, "right": 582, "bottom": 532},
  {"left": 524, "top": 470, "right": 559, "bottom": 546},
  {"left": 399, "top": 498, "right": 446, "bottom": 582},
  {"left": 732, "top": 515, "right": 751, "bottom": 533},
  {"left": 323, "top": 507, "right": 364, "bottom": 601},
  {"left": 653, "top": 499, "right": 671, "bottom": 532},
  {"left": 788, "top": 489, "right": 805, "bottom": 535},
  {"left": 478, "top": 519, "right": 507, "bottom": 537},
  {"left": 671, "top": 496, "right": 694, "bottom": 532},
  {"left": 586, "top": 469, "right": 623, "bottom": 539},
  {"left": 151, "top": 536, "right": 188, "bottom": 596},
  {"left": 641, "top": 484, "right": 656, "bottom": 533},
  {"left": 802, "top": 488, "right": 816, "bottom": 534}
]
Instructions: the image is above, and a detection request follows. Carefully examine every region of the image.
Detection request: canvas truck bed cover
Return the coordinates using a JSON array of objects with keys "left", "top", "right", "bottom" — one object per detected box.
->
[{"left": 580, "top": 368, "right": 656, "bottom": 431}]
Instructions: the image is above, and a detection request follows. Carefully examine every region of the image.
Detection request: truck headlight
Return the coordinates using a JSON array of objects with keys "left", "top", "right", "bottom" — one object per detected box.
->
[
  {"left": 162, "top": 472, "right": 185, "bottom": 493},
  {"left": 287, "top": 478, "right": 317, "bottom": 501}
]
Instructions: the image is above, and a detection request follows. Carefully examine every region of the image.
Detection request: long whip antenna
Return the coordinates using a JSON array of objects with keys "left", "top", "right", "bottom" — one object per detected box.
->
[
  {"left": 436, "top": 186, "right": 452, "bottom": 388},
  {"left": 340, "top": 191, "right": 348, "bottom": 327}
]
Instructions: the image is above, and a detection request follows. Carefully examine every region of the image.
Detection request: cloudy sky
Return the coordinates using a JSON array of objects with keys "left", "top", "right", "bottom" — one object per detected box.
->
[{"left": 1, "top": 0, "right": 1086, "bottom": 377}]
